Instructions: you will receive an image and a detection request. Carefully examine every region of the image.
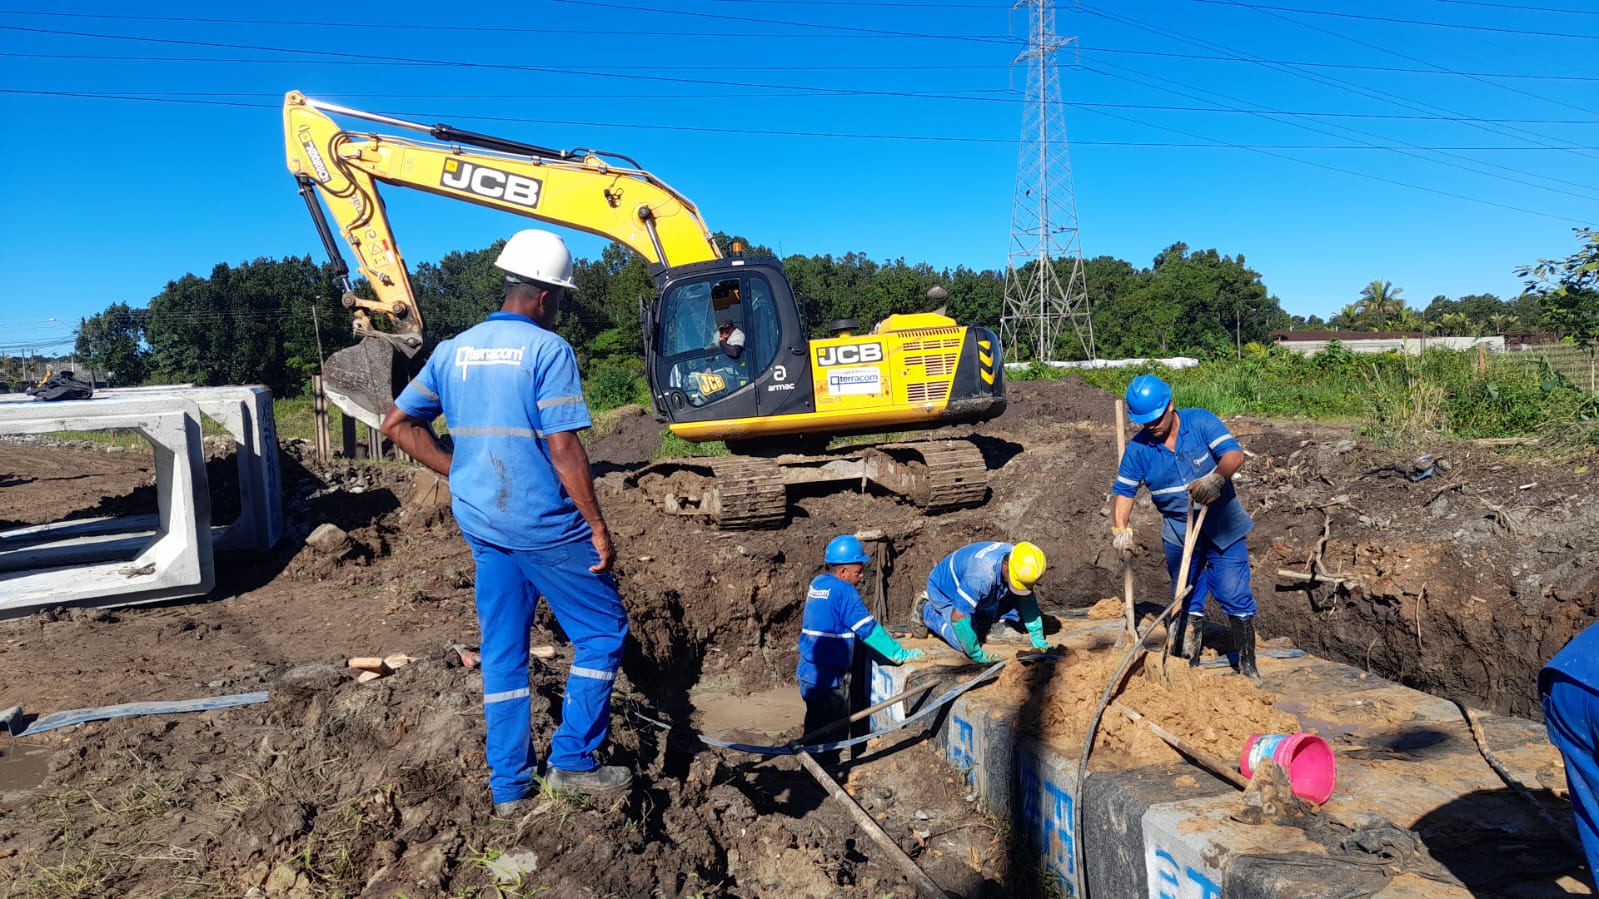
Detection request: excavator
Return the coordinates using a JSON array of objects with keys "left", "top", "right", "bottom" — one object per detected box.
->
[{"left": 283, "top": 91, "right": 1007, "bottom": 528}]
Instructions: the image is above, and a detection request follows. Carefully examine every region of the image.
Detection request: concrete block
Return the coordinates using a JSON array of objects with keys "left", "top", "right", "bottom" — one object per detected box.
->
[
  {"left": 100, "top": 385, "right": 281, "bottom": 554},
  {"left": 0, "top": 395, "right": 213, "bottom": 616},
  {"left": 870, "top": 611, "right": 1564, "bottom": 897}
]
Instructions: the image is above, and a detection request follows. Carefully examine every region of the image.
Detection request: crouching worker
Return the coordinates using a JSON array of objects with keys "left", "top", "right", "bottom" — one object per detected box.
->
[
  {"left": 917, "top": 541, "right": 1049, "bottom": 664},
  {"left": 797, "top": 535, "right": 925, "bottom": 762}
]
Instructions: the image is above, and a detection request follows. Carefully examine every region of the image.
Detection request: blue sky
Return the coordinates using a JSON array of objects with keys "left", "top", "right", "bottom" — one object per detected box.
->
[{"left": 2, "top": 0, "right": 1595, "bottom": 358}]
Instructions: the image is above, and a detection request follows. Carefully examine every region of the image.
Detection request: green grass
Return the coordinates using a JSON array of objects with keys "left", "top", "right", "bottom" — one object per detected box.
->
[
  {"left": 657, "top": 431, "right": 729, "bottom": 459},
  {"left": 1033, "top": 343, "right": 1599, "bottom": 450}
]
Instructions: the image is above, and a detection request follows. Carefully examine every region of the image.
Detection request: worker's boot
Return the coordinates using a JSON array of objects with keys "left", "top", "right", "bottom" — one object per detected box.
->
[
  {"left": 1172, "top": 611, "right": 1204, "bottom": 665},
  {"left": 546, "top": 764, "right": 633, "bottom": 796},
  {"left": 1169, "top": 611, "right": 1193, "bottom": 661},
  {"left": 1229, "top": 615, "right": 1260, "bottom": 681},
  {"left": 911, "top": 591, "right": 930, "bottom": 639}
]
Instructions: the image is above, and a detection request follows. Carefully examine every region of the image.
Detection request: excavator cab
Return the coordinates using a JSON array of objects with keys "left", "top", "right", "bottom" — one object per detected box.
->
[{"left": 644, "top": 257, "right": 815, "bottom": 433}]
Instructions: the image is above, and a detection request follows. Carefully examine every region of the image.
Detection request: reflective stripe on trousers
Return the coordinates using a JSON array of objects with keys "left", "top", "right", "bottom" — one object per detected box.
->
[{"left": 469, "top": 536, "right": 627, "bottom": 804}]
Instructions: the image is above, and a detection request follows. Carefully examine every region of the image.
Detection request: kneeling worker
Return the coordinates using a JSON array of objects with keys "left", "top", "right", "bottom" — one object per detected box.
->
[
  {"left": 918, "top": 541, "right": 1049, "bottom": 663},
  {"left": 797, "top": 535, "right": 925, "bottom": 754}
]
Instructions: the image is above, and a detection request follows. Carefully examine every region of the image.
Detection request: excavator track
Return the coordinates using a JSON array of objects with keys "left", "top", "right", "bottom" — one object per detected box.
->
[
  {"left": 708, "top": 457, "right": 788, "bottom": 530},
  {"left": 865, "top": 438, "right": 988, "bottom": 513}
]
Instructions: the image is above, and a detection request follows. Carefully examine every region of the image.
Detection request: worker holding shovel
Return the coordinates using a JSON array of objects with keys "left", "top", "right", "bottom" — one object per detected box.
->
[{"left": 1109, "top": 374, "right": 1260, "bottom": 680}]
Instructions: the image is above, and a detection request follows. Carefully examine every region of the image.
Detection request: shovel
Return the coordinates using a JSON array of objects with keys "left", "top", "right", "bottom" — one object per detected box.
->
[{"left": 1161, "top": 502, "right": 1208, "bottom": 684}]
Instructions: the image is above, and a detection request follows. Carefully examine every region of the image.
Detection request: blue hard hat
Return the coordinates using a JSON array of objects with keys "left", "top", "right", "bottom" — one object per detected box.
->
[
  {"left": 824, "top": 534, "right": 871, "bottom": 565},
  {"left": 1126, "top": 374, "right": 1173, "bottom": 425}
]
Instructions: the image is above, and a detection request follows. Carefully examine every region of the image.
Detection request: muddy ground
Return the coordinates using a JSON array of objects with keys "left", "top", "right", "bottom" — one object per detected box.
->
[{"left": 0, "top": 376, "right": 1594, "bottom": 897}]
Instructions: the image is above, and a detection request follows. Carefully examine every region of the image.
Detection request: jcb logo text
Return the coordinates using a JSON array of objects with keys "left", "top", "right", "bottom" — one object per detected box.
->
[
  {"left": 815, "top": 343, "right": 884, "bottom": 367},
  {"left": 440, "top": 161, "right": 542, "bottom": 207}
]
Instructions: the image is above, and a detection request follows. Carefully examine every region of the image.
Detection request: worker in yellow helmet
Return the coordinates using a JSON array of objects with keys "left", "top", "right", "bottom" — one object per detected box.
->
[{"left": 915, "top": 541, "right": 1050, "bottom": 663}]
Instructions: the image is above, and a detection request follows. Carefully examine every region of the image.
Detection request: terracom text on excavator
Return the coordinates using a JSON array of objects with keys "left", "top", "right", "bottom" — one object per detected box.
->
[{"left": 283, "top": 90, "right": 1007, "bottom": 528}]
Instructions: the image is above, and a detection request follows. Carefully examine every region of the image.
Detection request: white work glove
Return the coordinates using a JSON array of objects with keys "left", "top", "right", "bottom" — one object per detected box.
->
[
  {"left": 1111, "top": 527, "right": 1136, "bottom": 558},
  {"left": 1188, "top": 471, "right": 1227, "bottom": 505}
]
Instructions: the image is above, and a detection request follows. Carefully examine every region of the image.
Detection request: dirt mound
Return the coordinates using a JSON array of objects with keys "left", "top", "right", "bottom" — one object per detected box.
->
[{"left": 587, "top": 403, "right": 664, "bottom": 468}]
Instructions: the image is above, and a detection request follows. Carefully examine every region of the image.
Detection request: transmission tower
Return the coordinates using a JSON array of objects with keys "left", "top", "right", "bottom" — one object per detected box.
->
[{"left": 1001, "top": 0, "right": 1094, "bottom": 363}]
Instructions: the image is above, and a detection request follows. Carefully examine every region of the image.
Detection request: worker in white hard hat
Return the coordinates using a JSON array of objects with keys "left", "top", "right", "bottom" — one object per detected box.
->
[{"left": 381, "top": 229, "right": 633, "bottom": 815}]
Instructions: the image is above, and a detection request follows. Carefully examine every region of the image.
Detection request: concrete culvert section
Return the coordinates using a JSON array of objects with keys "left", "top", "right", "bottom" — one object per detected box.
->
[{"left": 0, "top": 376, "right": 1591, "bottom": 896}]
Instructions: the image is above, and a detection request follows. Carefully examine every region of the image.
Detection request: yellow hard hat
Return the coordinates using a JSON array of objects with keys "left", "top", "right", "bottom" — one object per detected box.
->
[{"left": 1007, "top": 541, "right": 1046, "bottom": 593}]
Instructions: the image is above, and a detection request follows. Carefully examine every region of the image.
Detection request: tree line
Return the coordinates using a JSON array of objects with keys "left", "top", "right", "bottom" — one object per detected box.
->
[{"left": 56, "top": 227, "right": 1597, "bottom": 396}]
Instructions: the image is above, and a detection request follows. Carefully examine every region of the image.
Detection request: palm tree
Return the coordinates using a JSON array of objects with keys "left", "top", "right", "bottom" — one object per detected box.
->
[
  {"left": 1486, "top": 313, "right": 1517, "bottom": 335},
  {"left": 1392, "top": 308, "right": 1423, "bottom": 332},
  {"left": 1331, "top": 303, "right": 1363, "bottom": 331},
  {"left": 1357, "top": 280, "right": 1407, "bottom": 330}
]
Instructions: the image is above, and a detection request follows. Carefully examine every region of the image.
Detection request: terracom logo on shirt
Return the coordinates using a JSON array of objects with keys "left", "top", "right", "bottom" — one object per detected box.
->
[
  {"left": 454, "top": 346, "right": 524, "bottom": 379},
  {"left": 440, "top": 160, "right": 542, "bottom": 208}
]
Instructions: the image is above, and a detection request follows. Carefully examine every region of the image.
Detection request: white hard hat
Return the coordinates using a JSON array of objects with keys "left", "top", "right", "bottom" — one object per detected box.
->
[{"left": 495, "top": 229, "right": 577, "bottom": 290}]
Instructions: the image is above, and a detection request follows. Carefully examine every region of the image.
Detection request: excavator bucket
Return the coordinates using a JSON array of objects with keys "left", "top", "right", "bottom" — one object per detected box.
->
[{"left": 321, "top": 338, "right": 417, "bottom": 431}]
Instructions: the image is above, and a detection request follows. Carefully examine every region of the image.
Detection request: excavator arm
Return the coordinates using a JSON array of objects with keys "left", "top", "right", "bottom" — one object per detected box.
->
[{"left": 282, "top": 90, "right": 722, "bottom": 425}]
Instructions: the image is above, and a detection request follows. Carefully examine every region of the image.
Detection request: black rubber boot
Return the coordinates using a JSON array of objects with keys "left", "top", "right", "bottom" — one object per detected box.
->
[
  {"left": 1229, "top": 615, "right": 1260, "bottom": 681},
  {"left": 1168, "top": 611, "right": 1190, "bottom": 661},
  {"left": 1182, "top": 612, "right": 1204, "bottom": 666}
]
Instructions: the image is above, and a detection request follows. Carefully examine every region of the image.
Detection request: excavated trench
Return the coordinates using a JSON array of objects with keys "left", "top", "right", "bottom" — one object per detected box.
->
[{"left": 0, "top": 377, "right": 1592, "bottom": 897}]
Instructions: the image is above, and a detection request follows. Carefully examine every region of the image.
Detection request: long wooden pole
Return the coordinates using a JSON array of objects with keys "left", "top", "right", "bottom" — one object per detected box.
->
[
  {"left": 795, "top": 681, "right": 938, "bottom": 746},
  {"left": 795, "top": 750, "right": 949, "bottom": 898},
  {"left": 1112, "top": 701, "right": 1247, "bottom": 789},
  {"left": 1114, "top": 399, "right": 1135, "bottom": 640}
]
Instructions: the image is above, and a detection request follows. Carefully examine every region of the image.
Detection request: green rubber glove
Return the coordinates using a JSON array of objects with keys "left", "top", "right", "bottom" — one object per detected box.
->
[
  {"left": 952, "top": 617, "right": 1000, "bottom": 664},
  {"left": 861, "top": 624, "right": 918, "bottom": 664},
  {"left": 1018, "top": 594, "right": 1050, "bottom": 651}
]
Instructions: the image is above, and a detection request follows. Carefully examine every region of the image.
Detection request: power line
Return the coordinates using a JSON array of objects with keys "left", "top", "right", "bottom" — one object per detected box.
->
[
  {"left": 9, "top": 87, "right": 1599, "bottom": 152},
  {"left": 1078, "top": 44, "right": 1599, "bottom": 83},
  {"left": 1421, "top": 0, "right": 1599, "bottom": 12},
  {"left": 1081, "top": 60, "right": 1599, "bottom": 202},
  {"left": 7, "top": 46, "right": 1595, "bottom": 82},
  {"left": 1187, "top": 0, "right": 1599, "bottom": 38},
  {"left": 0, "top": 26, "right": 1021, "bottom": 103},
  {"left": 0, "top": 8, "right": 1016, "bottom": 43},
  {"left": 15, "top": 87, "right": 1599, "bottom": 125},
  {"left": 547, "top": 0, "right": 1012, "bottom": 44},
  {"left": 1077, "top": 5, "right": 1599, "bottom": 194},
  {"left": 1213, "top": 0, "right": 1599, "bottom": 122}
]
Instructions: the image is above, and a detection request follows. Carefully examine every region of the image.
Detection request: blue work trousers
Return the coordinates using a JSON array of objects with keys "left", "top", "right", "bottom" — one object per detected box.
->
[
  {"left": 1162, "top": 531, "right": 1256, "bottom": 618},
  {"left": 921, "top": 589, "right": 1021, "bottom": 655},
  {"left": 1545, "top": 673, "right": 1599, "bottom": 881},
  {"left": 468, "top": 535, "right": 628, "bottom": 804}
]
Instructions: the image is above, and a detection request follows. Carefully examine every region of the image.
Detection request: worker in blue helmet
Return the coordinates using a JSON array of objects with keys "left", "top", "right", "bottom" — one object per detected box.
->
[
  {"left": 1542, "top": 621, "right": 1599, "bottom": 881},
  {"left": 797, "top": 534, "right": 925, "bottom": 763},
  {"left": 1110, "top": 373, "right": 1260, "bottom": 679}
]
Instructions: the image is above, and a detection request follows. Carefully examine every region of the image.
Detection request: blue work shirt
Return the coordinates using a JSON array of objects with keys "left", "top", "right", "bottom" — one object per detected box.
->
[
  {"left": 926, "top": 541, "right": 1029, "bottom": 618},
  {"left": 1542, "top": 622, "right": 1599, "bottom": 694},
  {"left": 796, "top": 573, "right": 878, "bottom": 688},
  {"left": 1112, "top": 407, "right": 1253, "bottom": 550},
  {"left": 394, "top": 311, "right": 592, "bottom": 551}
]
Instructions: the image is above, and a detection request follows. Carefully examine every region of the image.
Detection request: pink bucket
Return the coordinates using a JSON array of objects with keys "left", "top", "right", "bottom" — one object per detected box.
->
[{"left": 1239, "top": 732, "right": 1336, "bottom": 805}]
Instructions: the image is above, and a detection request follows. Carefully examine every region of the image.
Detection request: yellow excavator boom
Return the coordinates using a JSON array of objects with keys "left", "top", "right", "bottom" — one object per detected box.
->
[{"left": 283, "top": 90, "right": 721, "bottom": 424}]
